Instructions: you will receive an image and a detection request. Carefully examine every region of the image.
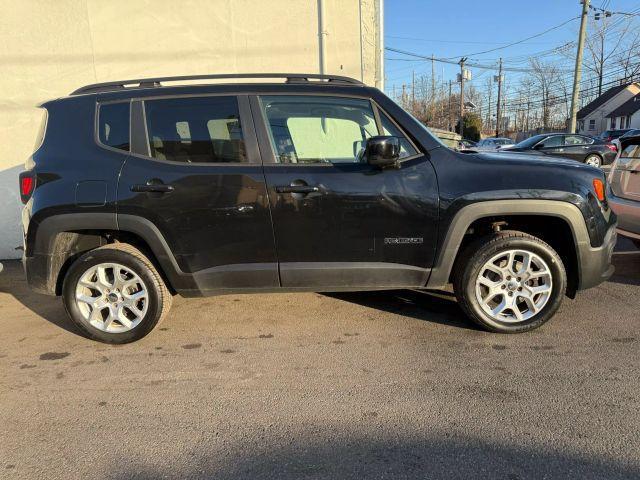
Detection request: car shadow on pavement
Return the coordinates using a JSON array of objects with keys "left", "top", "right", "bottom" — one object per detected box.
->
[
  {"left": 609, "top": 238, "right": 640, "bottom": 286},
  {"left": 104, "top": 432, "right": 640, "bottom": 480},
  {"left": 0, "top": 260, "right": 84, "bottom": 337},
  {"left": 326, "top": 288, "right": 480, "bottom": 331}
]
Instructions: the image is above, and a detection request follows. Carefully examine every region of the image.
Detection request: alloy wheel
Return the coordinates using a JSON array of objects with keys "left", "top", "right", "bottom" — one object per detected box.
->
[
  {"left": 474, "top": 249, "right": 553, "bottom": 323},
  {"left": 75, "top": 263, "right": 149, "bottom": 333},
  {"left": 585, "top": 155, "right": 601, "bottom": 168}
]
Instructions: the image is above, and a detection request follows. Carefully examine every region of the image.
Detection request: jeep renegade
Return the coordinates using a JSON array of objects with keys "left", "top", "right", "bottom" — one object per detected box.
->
[{"left": 20, "top": 73, "right": 617, "bottom": 343}]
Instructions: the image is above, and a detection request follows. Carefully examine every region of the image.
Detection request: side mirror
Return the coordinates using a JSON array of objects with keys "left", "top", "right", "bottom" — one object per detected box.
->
[
  {"left": 533, "top": 143, "right": 543, "bottom": 150},
  {"left": 364, "top": 136, "right": 401, "bottom": 168}
]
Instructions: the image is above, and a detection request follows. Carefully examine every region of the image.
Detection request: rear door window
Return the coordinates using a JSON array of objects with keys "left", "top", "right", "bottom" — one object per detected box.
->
[
  {"left": 565, "top": 135, "right": 592, "bottom": 145},
  {"left": 144, "top": 96, "right": 247, "bottom": 163},
  {"left": 98, "top": 102, "right": 130, "bottom": 151}
]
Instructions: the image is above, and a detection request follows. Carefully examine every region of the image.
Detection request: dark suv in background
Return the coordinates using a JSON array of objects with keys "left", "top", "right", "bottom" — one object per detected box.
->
[{"left": 20, "top": 73, "right": 617, "bottom": 343}]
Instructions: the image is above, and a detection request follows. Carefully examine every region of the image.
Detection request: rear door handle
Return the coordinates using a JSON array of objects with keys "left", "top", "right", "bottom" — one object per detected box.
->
[{"left": 275, "top": 185, "right": 319, "bottom": 194}]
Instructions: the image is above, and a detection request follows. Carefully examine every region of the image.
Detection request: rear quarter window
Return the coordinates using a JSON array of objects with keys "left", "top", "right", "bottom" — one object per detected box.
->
[
  {"left": 98, "top": 102, "right": 130, "bottom": 151},
  {"left": 33, "top": 107, "right": 48, "bottom": 153}
]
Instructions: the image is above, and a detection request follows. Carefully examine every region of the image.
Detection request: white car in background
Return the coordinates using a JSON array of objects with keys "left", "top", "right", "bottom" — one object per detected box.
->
[{"left": 475, "top": 137, "right": 515, "bottom": 151}]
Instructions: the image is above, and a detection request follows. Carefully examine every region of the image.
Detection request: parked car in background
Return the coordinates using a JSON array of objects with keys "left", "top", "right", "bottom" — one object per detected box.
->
[
  {"left": 457, "top": 139, "right": 477, "bottom": 150},
  {"left": 500, "top": 133, "right": 617, "bottom": 167},
  {"left": 608, "top": 133, "right": 640, "bottom": 248},
  {"left": 599, "top": 129, "right": 632, "bottom": 142},
  {"left": 612, "top": 129, "right": 640, "bottom": 159},
  {"left": 475, "top": 137, "right": 515, "bottom": 151}
]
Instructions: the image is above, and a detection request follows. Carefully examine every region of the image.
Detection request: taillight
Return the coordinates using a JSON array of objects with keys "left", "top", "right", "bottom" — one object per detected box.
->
[
  {"left": 19, "top": 172, "right": 34, "bottom": 204},
  {"left": 593, "top": 178, "right": 605, "bottom": 202},
  {"left": 605, "top": 144, "right": 617, "bottom": 152}
]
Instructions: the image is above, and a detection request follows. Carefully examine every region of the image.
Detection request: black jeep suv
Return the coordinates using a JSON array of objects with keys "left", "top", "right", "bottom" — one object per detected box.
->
[{"left": 20, "top": 73, "right": 616, "bottom": 343}]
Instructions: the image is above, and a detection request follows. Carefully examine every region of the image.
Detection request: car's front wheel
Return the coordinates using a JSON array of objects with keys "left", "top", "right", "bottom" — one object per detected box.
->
[
  {"left": 62, "top": 243, "right": 172, "bottom": 343},
  {"left": 453, "top": 231, "right": 567, "bottom": 333}
]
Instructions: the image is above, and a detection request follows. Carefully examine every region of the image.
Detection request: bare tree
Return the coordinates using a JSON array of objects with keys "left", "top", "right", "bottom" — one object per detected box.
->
[
  {"left": 529, "top": 59, "right": 562, "bottom": 130},
  {"left": 614, "top": 28, "right": 640, "bottom": 83},
  {"left": 585, "top": 17, "right": 634, "bottom": 95}
]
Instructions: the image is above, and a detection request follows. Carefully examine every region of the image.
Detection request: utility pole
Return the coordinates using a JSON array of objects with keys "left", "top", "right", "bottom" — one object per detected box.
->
[
  {"left": 448, "top": 80, "right": 452, "bottom": 131},
  {"left": 569, "top": 0, "right": 590, "bottom": 133},
  {"left": 411, "top": 70, "right": 416, "bottom": 113},
  {"left": 486, "top": 78, "right": 492, "bottom": 134},
  {"left": 495, "top": 58, "right": 503, "bottom": 138},
  {"left": 431, "top": 54, "right": 436, "bottom": 120},
  {"left": 459, "top": 57, "right": 467, "bottom": 139}
]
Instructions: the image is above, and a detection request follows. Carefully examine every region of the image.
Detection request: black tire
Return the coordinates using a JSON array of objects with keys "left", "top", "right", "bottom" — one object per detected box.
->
[
  {"left": 62, "top": 243, "right": 172, "bottom": 343},
  {"left": 453, "top": 230, "right": 567, "bottom": 333}
]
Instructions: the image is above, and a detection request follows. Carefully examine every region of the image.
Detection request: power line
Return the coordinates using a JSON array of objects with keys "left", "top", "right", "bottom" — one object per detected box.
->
[
  {"left": 441, "top": 16, "right": 580, "bottom": 59},
  {"left": 384, "top": 35, "right": 559, "bottom": 46},
  {"left": 385, "top": 49, "right": 575, "bottom": 73}
]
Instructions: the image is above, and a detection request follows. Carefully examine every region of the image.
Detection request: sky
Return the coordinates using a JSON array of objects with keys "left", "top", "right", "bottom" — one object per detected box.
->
[{"left": 384, "top": 0, "right": 640, "bottom": 101}]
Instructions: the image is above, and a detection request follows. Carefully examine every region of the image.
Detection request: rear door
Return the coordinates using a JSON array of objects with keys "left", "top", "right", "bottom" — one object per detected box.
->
[
  {"left": 563, "top": 135, "right": 594, "bottom": 161},
  {"left": 117, "top": 94, "right": 278, "bottom": 292},
  {"left": 251, "top": 94, "right": 439, "bottom": 289}
]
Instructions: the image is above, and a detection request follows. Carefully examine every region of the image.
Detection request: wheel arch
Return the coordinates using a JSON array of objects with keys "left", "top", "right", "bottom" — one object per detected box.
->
[
  {"left": 29, "top": 213, "right": 188, "bottom": 295},
  {"left": 426, "top": 200, "right": 592, "bottom": 297}
]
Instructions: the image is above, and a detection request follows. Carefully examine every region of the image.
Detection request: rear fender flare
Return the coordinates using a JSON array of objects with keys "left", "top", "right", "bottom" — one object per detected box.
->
[{"left": 32, "top": 213, "right": 190, "bottom": 293}]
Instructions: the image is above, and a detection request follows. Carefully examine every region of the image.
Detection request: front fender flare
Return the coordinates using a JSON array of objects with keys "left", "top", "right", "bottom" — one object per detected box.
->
[{"left": 425, "top": 200, "right": 602, "bottom": 290}]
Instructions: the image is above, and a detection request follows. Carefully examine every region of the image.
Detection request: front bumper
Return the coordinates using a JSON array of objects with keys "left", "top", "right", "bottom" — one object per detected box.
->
[{"left": 577, "top": 223, "right": 616, "bottom": 290}]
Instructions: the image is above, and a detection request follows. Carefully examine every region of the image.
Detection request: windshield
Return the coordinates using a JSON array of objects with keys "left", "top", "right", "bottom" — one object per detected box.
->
[{"left": 513, "top": 135, "right": 545, "bottom": 149}]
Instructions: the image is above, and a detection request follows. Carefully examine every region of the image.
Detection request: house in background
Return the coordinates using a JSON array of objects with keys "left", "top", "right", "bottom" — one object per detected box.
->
[
  {"left": 577, "top": 82, "right": 640, "bottom": 136},
  {"left": 606, "top": 93, "right": 640, "bottom": 130}
]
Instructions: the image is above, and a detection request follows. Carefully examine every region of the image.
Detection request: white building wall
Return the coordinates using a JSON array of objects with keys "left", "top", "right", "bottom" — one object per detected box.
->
[{"left": 0, "top": 0, "right": 382, "bottom": 259}]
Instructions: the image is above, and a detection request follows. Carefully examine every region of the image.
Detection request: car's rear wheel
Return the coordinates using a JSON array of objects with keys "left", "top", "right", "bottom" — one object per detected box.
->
[
  {"left": 584, "top": 154, "right": 602, "bottom": 168},
  {"left": 62, "top": 243, "right": 172, "bottom": 343},
  {"left": 453, "top": 231, "right": 567, "bottom": 333}
]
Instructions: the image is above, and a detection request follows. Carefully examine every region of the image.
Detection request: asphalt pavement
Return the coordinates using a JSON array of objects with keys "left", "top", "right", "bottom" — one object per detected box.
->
[{"left": 1, "top": 239, "right": 639, "bottom": 479}]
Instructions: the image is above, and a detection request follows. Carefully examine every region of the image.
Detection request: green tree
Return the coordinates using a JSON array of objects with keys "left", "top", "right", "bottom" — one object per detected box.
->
[{"left": 456, "top": 113, "right": 482, "bottom": 141}]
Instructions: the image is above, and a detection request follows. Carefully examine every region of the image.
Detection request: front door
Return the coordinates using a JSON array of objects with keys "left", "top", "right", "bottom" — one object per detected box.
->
[
  {"left": 118, "top": 95, "right": 278, "bottom": 292},
  {"left": 251, "top": 94, "right": 439, "bottom": 289},
  {"left": 537, "top": 134, "right": 566, "bottom": 158}
]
